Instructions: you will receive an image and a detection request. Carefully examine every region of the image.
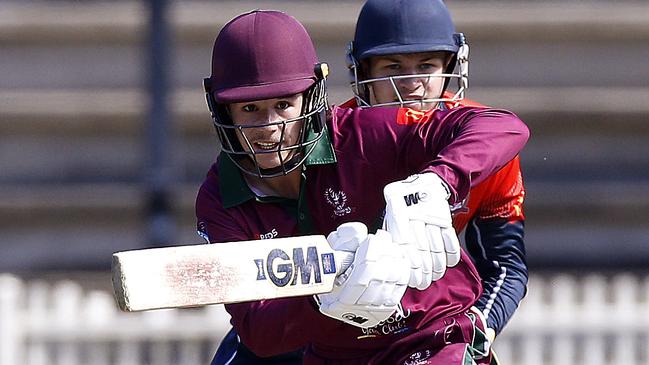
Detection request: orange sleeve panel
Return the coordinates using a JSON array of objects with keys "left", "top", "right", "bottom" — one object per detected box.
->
[
  {"left": 443, "top": 92, "right": 488, "bottom": 108},
  {"left": 453, "top": 156, "right": 525, "bottom": 231}
]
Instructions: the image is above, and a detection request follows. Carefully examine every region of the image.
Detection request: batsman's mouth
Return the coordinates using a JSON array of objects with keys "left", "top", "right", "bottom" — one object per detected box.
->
[{"left": 254, "top": 141, "right": 281, "bottom": 151}]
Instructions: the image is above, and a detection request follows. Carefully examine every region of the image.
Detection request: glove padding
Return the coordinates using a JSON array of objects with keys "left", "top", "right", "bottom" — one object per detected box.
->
[
  {"left": 383, "top": 173, "right": 461, "bottom": 290},
  {"left": 316, "top": 223, "right": 410, "bottom": 329}
]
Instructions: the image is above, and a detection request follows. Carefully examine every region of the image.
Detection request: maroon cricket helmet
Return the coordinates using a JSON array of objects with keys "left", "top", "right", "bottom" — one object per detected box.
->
[
  {"left": 203, "top": 10, "right": 329, "bottom": 179},
  {"left": 210, "top": 10, "right": 320, "bottom": 103}
]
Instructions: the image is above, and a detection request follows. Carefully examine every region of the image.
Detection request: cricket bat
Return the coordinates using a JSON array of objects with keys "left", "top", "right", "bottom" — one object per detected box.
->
[{"left": 112, "top": 235, "right": 354, "bottom": 312}]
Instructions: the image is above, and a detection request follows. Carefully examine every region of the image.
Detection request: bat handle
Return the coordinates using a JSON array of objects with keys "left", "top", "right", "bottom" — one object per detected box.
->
[{"left": 333, "top": 250, "right": 355, "bottom": 276}]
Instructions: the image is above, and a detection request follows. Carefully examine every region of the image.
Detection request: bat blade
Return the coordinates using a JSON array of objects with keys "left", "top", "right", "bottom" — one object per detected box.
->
[{"left": 112, "top": 235, "right": 351, "bottom": 312}]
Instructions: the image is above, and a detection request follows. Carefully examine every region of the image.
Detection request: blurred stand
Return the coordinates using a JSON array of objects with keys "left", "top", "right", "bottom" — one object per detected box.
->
[
  {"left": 2, "top": 0, "right": 648, "bottom": 271},
  {"left": 144, "top": 0, "right": 177, "bottom": 248}
]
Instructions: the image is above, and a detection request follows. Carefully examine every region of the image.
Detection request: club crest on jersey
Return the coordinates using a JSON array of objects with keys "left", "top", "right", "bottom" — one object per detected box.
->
[
  {"left": 254, "top": 247, "right": 337, "bottom": 287},
  {"left": 325, "top": 188, "right": 352, "bottom": 217}
]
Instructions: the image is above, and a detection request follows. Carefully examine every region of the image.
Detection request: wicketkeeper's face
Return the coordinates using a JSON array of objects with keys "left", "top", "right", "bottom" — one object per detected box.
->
[
  {"left": 228, "top": 94, "right": 305, "bottom": 170},
  {"left": 366, "top": 51, "right": 451, "bottom": 111}
]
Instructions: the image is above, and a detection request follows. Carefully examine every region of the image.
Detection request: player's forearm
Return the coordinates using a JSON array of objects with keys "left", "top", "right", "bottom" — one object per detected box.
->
[
  {"left": 476, "top": 265, "right": 528, "bottom": 335},
  {"left": 424, "top": 108, "right": 529, "bottom": 204},
  {"left": 225, "top": 297, "right": 323, "bottom": 357},
  {"left": 465, "top": 218, "right": 528, "bottom": 335}
]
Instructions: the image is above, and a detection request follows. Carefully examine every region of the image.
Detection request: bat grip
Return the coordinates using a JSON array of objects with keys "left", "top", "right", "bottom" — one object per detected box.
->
[{"left": 333, "top": 250, "right": 355, "bottom": 276}]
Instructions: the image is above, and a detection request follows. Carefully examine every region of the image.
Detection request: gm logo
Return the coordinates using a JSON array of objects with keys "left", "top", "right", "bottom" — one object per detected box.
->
[
  {"left": 403, "top": 191, "right": 428, "bottom": 206},
  {"left": 254, "top": 247, "right": 337, "bottom": 287}
]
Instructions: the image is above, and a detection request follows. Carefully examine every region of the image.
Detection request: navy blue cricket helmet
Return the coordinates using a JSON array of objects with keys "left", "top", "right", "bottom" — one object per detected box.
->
[{"left": 347, "top": 0, "right": 469, "bottom": 108}]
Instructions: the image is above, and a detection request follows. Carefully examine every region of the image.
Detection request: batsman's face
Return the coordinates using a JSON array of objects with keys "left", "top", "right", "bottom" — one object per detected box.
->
[
  {"left": 367, "top": 51, "right": 450, "bottom": 111},
  {"left": 229, "top": 94, "right": 304, "bottom": 169}
]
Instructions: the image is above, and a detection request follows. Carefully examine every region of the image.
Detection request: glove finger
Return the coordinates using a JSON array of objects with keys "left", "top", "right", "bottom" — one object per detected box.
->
[
  {"left": 337, "top": 222, "right": 368, "bottom": 245},
  {"left": 395, "top": 255, "right": 412, "bottom": 286},
  {"left": 349, "top": 232, "right": 395, "bottom": 285},
  {"left": 441, "top": 227, "right": 461, "bottom": 267},
  {"left": 337, "top": 278, "right": 367, "bottom": 305},
  {"left": 360, "top": 280, "right": 401, "bottom": 307},
  {"left": 326, "top": 230, "right": 340, "bottom": 247},
  {"left": 391, "top": 282, "right": 408, "bottom": 306},
  {"left": 412, "top": 220, "right": 432, "bottom": 273},
  {"left": 357, "top": 280, "right": 384, "bottom": 306},
  {"left": 381, "top": 283, "right": 400, "bottom": 307},
  {"left": 405, "top": 244, "right": 423, "bottom": 288},
  {"left": 411, "top": 220, "right": 432, "bottom": 289},
  {"left": 384, "top": 202, "right": 413, "bottom": 244},
  {"left": 388, "top": 254, "right": 409, "bottom": 302},
  {"left": 327, "top": 222, "right": 368, "bottom": 251},
  {"left": 426, "top": 224, "right": 447, "bottom": 282}
]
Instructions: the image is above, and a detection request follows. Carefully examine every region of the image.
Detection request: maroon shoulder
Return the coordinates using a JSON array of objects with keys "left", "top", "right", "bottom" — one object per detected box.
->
[
  {"left": 195, "top": 163, "right": 221, "bottom": 219},
  {"left": 194, "top": 161, "right": 251, "bottom": 243},
  {"left": 330, "top": 104, "right": 400, "bottom": 139}
]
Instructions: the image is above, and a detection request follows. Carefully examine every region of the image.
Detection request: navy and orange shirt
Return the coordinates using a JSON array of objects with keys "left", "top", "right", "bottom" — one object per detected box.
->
[
  {"left": 196, "top": 105, "right": 528, "bottom": 362},
  {"left": 444, "top": 96, "right": 527, "bottom": 338}
]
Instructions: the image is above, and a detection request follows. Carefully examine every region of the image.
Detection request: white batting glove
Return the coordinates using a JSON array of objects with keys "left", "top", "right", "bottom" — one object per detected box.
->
[
  {"left": 383, "top": 173, "right": 461, "bottom": 290},
  {"left": 326, "top": 221, "right": 368, "bottom": 253},
  {"left": 316, "top": 225, "right": 410, "bottom": 329}
]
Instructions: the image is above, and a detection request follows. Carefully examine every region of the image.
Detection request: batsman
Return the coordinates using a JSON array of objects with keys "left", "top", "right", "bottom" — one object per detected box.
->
[{"left": 198, "top": 6, "right": 528, "bottom": 365}]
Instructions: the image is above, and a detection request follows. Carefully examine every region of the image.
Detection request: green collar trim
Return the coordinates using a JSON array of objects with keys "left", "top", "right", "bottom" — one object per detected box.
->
[
  {"left": 219, "top": 156, "right": 255, "bottom": 208},
  {"left": 304, "top": 124, "right": 336, "bottom": 166},
  {"left": 219, "top": 125, "right": 336, "bottom": 208}
]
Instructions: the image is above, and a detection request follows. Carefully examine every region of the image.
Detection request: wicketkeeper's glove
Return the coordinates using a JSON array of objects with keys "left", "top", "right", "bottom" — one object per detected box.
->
[
  {"left": 382, "top": 173, "right": 461, "bottom": 290},
  {"left": 316, "top": 223, "right": 410, "bottom": 329}
]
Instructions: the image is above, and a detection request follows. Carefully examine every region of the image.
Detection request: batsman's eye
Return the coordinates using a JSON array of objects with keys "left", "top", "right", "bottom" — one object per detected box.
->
[
  {"left": 419, "top": 63, "right": 437, "bottom": 72},
  {"left": 385, "top": 63, "right": 401, "bottom": 71},
  {"left": 241, "top": 104, "right": 258, "bottom": 112},
  {"left": 276, "top": 101, "right": 291, "bottom": 110}
]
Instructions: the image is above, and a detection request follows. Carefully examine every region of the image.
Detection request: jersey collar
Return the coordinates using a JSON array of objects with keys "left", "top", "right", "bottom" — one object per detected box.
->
[{"left": 219, "top": 125, "right": 336, "bottom": 208}]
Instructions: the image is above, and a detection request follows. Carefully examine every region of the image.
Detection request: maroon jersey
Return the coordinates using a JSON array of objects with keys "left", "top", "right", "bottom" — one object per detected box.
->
[{"left": 196, "top": 105, "right": 528, "bottom": 363}]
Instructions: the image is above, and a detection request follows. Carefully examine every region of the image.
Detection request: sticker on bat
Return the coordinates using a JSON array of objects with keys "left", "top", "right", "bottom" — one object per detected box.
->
[{"left": 255, "top": 246, "right": 338, "bottom": 287}]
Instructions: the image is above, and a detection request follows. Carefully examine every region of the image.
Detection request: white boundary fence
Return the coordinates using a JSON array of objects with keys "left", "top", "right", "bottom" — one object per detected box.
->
[
  {"left": 2, "top": 272, "right": 649, "bottom": 365},
  {"left": 495, "top": 273, "right": 649, "bottom": 365},
  {"left": 0, "top": 275, "right": 229, "bottom": 365}
]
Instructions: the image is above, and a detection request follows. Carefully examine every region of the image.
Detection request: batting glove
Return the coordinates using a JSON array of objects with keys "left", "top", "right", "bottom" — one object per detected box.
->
[
  {"left": 316, "top": 224, "right": 410, "bottom": 329},
  {"left": 382, "top": 173, "right": 461, "bottom": 290}
]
